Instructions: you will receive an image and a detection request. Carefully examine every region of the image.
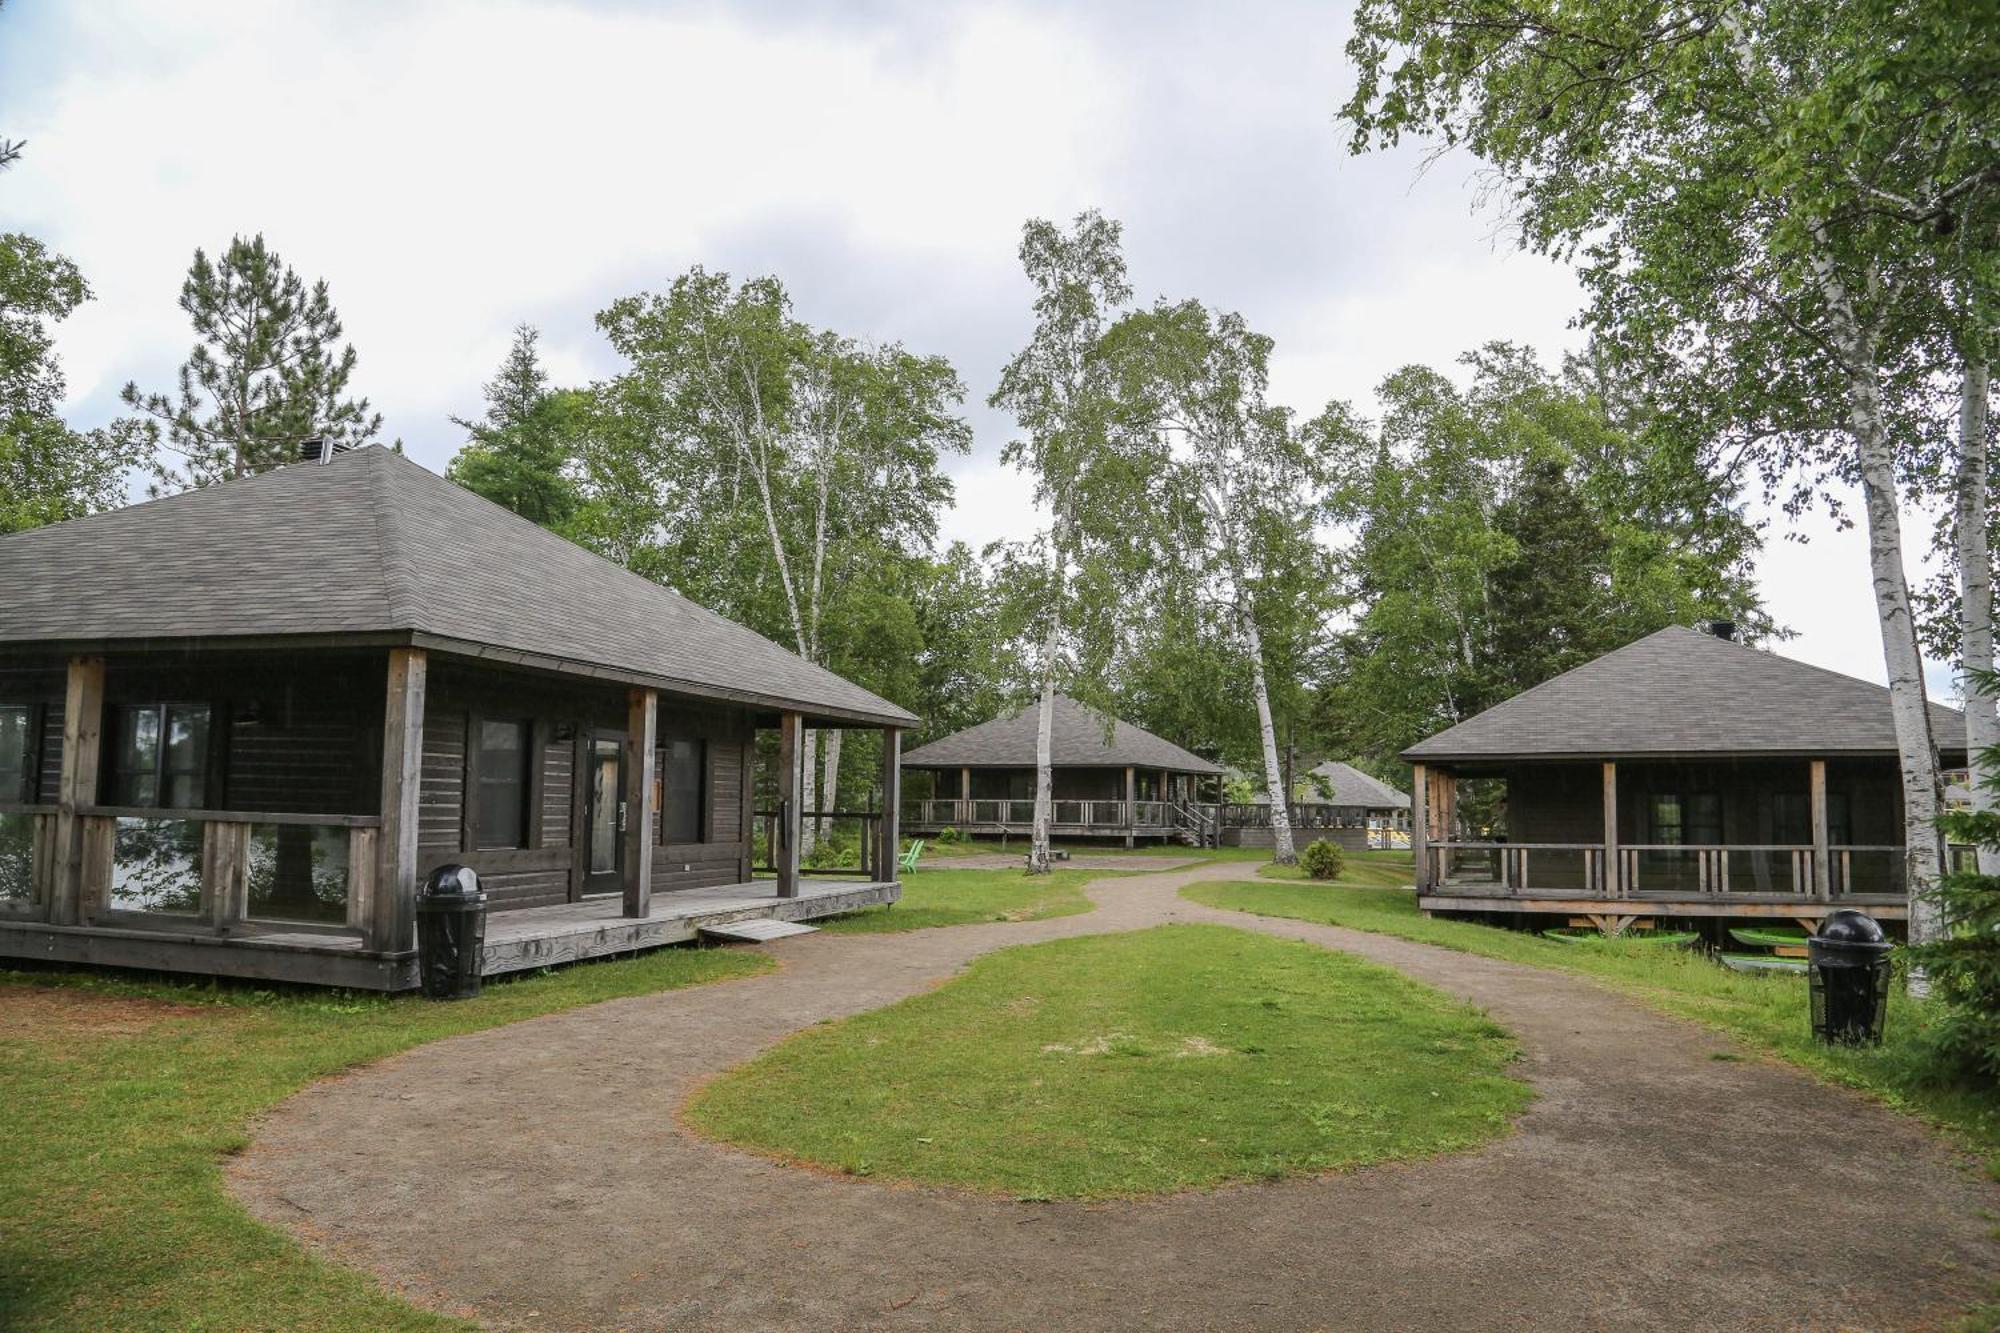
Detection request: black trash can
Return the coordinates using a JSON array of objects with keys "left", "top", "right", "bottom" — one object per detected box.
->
[
  {"left": 1807, "top": 909, "right": 1893, "bottom": 1046},
  {"left": 417, "top": 864, "right": 487, "bottom": 1000}
]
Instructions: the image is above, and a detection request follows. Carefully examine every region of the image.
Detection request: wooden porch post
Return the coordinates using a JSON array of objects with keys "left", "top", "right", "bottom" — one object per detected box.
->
[
  {"left": 373, "top": 647, "right": 425, "bottom": 955},
  {"left": 1411, "top": 761, "right": 1430, "bottom": 892},
  {"left": 1123, "top": 765, "right": 1136, "bottom": 849},
  {"left": 1603, "top": 761, "right": 1620, "bottom": 897},
  {"left": 623, "top": 688, "right": 657, "bottom": 918},
  {"left": 51, "top": 654, "right": 105, "bottom": 926},
  {"left": 960, "top": 765, "right": 971, "bottom": 822},
  {"left": 880, "top": 728, "right": 902, "bottom": 883},
  {"left": 776, "top": 711, "right": 802, "bottom": 898},
  {"left": 1810, "top": 758, "right": 1831, "bottom": 898}
]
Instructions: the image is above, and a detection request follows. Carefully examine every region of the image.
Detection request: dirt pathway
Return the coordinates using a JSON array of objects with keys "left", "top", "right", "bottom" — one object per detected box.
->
[{"left": 229, "top": 864, "right": 1999, "bottom": 1331}]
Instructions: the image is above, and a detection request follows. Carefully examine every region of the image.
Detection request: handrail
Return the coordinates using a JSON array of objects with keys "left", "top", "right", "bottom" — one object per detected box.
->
[{"left": 83, "top": 806, "right": 382, "bottom": 828}]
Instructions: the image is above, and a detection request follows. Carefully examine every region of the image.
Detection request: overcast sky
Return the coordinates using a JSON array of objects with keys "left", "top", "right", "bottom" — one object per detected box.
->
[{"left": 0, "top": 0, "right": 1952, "bottom": 695}]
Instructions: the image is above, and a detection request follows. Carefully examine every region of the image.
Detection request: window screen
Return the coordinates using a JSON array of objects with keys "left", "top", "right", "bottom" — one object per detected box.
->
[
  {"left": 659, "top": 738, "right": 704, "bottom": 844},
  {"left": 475, "top": 719, "right": 530, "bottom": 850}
]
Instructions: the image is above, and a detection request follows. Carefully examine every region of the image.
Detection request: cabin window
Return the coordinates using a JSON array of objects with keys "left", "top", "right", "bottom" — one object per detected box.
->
[
  {"left": 0, "top": 707, "right": 30, "bottom": 803},
  {"left": 1772, "top": 791, "right": 1852, "bottom": 844},
  {"left": 658, "top": 738, "right": 704, "bottom": 844},
  {"left": 1649, "top": 792, "right": 1720, "bottom": 846},
  {"left": 473, "top": 718, "right": 531, "bottom": 850},
  {"left": 110, "top": 704, "right": 211, "bottom": 809}
]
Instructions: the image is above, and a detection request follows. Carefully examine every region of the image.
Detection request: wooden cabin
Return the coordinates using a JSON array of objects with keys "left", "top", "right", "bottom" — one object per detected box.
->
[
  {"left": 1404, "top": 625, "right": 1964, "bottom": 933},
  {"left": 1228, "top": 760, "right": 1413, "bottom": 850},
  {"left": 900, "top": 695, "right": 1222, "bottom": 845},
  {"left": 0, "top": 446, "right": 913, "bottom": 990}
]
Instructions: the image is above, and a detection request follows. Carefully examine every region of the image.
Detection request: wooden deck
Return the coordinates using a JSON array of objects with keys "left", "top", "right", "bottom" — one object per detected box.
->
[
  {"left": 480, "top": 879, "right": 896, "bottom": 976},
  {"left": 1419, "top": 890, "right": 1907, "bottom": 928},
  {"left": 0, "top": 878, "right": 897, "bottom": 990}
]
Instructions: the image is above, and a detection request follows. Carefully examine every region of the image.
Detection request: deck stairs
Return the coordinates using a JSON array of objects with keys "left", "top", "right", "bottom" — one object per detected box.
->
[
  {"left": 1172, "top": 802, "right": 1218, "bottom": 848},
  {"left": 698, "top": 917, "right": 822, "bottom": 944}
]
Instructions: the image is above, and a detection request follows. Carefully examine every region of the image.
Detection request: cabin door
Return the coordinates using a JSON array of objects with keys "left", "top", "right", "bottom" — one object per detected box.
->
[{"left": 583, "top": 732, "right": 625, "bottom": 896}]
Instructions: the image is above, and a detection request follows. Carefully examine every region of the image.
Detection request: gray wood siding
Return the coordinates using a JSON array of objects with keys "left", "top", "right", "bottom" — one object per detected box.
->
[
  {"left": 227, "top": 694, "right": 366, "bottom": 814},
  {"left": 541, "top": 735, "right": 573, "bottom": 848},
  {"left": 418, "top": 707, "right": 467, "bottom": 859},
  {"left": 711, "top": 740, "right": 744, "bottom": 843}
]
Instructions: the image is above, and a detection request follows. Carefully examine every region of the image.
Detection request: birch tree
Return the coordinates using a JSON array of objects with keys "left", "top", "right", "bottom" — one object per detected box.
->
[
  {"left": 596, "top": 269, "right": 966, "bottom": 852},
  {"left": 1341, "top": 0, "right": 1995, "bottom": 959},
  {"left": 1105, "top": 301, "right": 1340, "bottom": 862},
  {"left": 990, "top": 212, "right": 1135, "bottom": 873}
]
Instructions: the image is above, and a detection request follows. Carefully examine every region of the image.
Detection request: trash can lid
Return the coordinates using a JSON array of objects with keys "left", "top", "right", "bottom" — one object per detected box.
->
[
  {"left": 1815, "top": 908, "right": 1888, "bottom": 946},
  {"left": 421, "top": 864, "right": 482, "bottom": 898}
]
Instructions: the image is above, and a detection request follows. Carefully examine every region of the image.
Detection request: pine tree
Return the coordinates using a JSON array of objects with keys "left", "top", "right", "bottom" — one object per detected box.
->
[
  {"left": 445, "top": 325, "right": 581, "bottom": 526},
  {"left": 122, "top": 234, "right": 383, "bottom": 491}
]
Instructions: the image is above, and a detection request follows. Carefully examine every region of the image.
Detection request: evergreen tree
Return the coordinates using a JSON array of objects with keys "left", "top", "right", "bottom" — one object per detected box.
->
[
  {"left": 122, "top": 234, "right": 384, "bottom": 492},
  {"left": 446, "top": 325, "right": 582, "bottom": 527}
]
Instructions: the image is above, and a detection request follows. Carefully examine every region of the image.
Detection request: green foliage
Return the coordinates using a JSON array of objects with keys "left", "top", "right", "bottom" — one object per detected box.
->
[
  {"left": 445, "top": 325, "right": 583, "bottom": 527},
  {"left": 585, "top": 265, "right": 968, "bottom": 709},
  {"left": 0, "top": 232, "right": 137, "bottom": 533},
  {"left": 685, "top": 924, "right": 1528, "bottom": 1198},
  {"left": 0, "top": 947, "right": 768, "bottom": 1329},
  {"left": 1297, "top": 838, "right": 1346, "bottom": 881},
  {"left": 1320, "top": 344, "right": 1767, "bottom": 761},
  {"left": 1915, "top": 673, "right": 2000, "bottom": 1081},
  {"left": 122, "top": 234, "right": 385, "bottom": 491}
]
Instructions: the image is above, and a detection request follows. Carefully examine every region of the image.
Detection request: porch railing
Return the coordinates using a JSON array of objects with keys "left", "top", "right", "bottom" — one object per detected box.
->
[
  {"left": 1424, "top": 839, "right": 1925, "bottom": 901},
  {"left": 754, "top": 809, "right": 885, "bottom": 878},
  {"left": 901, "top": 798, "right": 1179, "bottom": 830},
  {"left": 45, "top": 807, "right": 383, "bottom": 936}
]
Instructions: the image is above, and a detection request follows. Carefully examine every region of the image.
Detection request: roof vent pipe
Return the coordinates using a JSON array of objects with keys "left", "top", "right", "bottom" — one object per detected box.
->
[{"left": 1705, "top": 619, "right": 1737, "bottom": 641}]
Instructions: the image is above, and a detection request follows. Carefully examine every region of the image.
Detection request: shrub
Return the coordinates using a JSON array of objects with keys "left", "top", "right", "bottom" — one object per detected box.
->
[
  {"left": 935, "top": 826, "right": 964, "bottom": 845},
  {"left": 1298, "top": 838, "right": 1345, "bottom": 882}
]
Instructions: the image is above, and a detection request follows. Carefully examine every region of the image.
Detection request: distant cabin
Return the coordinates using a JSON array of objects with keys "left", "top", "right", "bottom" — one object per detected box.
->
[
  {"left": 1225, "top": 760, "right": 1412, "bottom": 850},
  {"left": 1402, "top": 624, "right": 1965, "bottom": 932},
  {"left": 900, "top": 695, "right": 1222, "bottom": 846},
  {"left": 0, "top": 446, "right": 913, "bottom": 990}
]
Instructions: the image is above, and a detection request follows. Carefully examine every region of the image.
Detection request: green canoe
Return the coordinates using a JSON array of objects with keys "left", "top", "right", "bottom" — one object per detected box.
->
[
  {"left": 1546, "top": 928, "right": 1699, "bottom": 947},
  {"left": 1728, "top": 927, "right": 1810, "bottom": 950},
  {"left": 1719, "top": 952, "right": 1808, "bottom": 974}
]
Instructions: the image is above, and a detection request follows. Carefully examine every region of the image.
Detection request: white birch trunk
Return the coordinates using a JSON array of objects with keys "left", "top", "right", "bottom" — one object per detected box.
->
[
  {"left": 1029, "top": 617, "right": 1059, "bottom": 875},
  {"left": 1958, "top": 362, "right": 1999, "bottom": 875},
  {"left": 1241, "top": 599, "right": 1296, "bottom": 863},
  {"left": 799, "top": 727, "right": 818, "bottom": 860},
  {"left": 1821, "top": 262, "right": 1947, "bottom": 979},
  {"left": 820, "top": 727, "right": 844, "bottom": 855}
]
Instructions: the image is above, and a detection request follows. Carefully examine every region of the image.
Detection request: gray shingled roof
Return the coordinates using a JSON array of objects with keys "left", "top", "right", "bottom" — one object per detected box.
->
[
  {"left": 1307, "top": 760, "right": 1411, "bottom": 809},
  {"left": 0, "top": 446, "right": 916, "bottom": 727},
  {"left": 1403, "top": 626, "right": 1964, "bottom": 762},
  {"left": 901, "top": 694, "right": 1222, "bottom": 773}
]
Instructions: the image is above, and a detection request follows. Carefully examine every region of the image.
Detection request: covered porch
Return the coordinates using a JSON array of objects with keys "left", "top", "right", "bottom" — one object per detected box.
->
[
  {"left": 1412, "top": 755, "right": 1923, "bottom": 924},
  {"left": 1, "top": 645, "right": 903, "bottom": 990}
]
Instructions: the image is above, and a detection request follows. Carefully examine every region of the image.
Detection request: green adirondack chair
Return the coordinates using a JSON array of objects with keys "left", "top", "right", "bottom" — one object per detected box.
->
[{"left": 899, "top": 838, "right": 925, "bottom": 873}]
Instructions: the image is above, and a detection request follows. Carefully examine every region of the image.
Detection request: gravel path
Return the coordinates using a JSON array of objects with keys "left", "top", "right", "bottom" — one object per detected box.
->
[{"left": 229, "top": 864, "right": 2000, "bottom": 1331}]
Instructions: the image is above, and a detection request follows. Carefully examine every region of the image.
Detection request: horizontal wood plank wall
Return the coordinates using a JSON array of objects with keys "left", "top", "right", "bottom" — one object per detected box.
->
[
  {"left": 540, "top": 735, "right": 573, "bottom": 848},
  {"left": 418, "top": 666, "right": 612, "bottom": 913},
  {"left": 649, "top": 703, "right": 754, "bottom": 896}
]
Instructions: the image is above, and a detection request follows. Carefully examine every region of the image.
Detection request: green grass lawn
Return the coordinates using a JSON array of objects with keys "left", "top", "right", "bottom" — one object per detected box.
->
[
  {"left": 816, "top": 864, "right": 1108, "bottom": 933},
  {"left": 1184, "top": 877, "right": 2000, "bottom": 1168},
  {"left": 0, "top": 946, "right": 770, "bottom": 1331},
  {"left": 1257, "top": 848, "right": 1415, "bottom": 887},
  {"left": 684, "top": 923, "right": 1531, "bottom": 1199}
]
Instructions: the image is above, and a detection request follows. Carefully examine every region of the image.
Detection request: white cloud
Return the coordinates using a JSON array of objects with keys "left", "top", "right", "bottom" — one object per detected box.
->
[{"left": 1, "top": 0, "right": 1948, "bottom": 699}]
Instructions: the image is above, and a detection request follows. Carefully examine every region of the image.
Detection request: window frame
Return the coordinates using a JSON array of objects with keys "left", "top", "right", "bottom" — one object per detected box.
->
[
  {"left": 107, "top": 702, "right": 214, "bottom": 811},
  {"left": 0, "top": 705, "right": 35, "bottom": 806},
  {"left": 469, "top": 715, "right": 535, "bottom": 852},
  {"left": 657, "top": 736, "right": 706, "bottom": 846}
]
